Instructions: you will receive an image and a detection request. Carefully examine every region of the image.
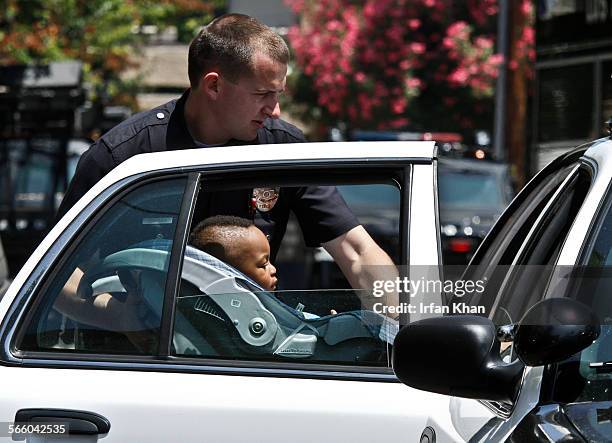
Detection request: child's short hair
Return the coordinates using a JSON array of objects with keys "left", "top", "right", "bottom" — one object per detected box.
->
[{"left": 189, "top": 215, "right": 255, "bottom": 262}]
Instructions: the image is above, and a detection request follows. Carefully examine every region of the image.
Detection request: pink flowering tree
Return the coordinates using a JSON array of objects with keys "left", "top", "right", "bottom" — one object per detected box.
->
[{"left": 285, "top": 0, "right": 534, "bottom": 136}]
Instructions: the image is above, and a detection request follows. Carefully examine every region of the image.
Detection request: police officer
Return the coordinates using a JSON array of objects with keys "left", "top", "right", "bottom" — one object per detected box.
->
[{"left": 59, "top": 13, "right": 396, "bottom": 295}]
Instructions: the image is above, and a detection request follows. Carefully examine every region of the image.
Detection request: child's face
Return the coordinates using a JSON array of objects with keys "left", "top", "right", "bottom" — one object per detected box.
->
[{"left": 235, "top": 226, "right": 278, "bottom": 291}]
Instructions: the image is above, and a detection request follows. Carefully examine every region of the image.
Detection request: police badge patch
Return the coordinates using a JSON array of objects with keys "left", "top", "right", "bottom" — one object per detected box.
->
[{"left": 252, "top": 187, "right": 280, "bottom": 212}]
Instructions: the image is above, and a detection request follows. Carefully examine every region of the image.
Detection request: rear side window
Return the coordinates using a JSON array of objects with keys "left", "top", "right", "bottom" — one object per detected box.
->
[
  {"left": 171, "top": 180, "right": 402, "bottom": 368},
  {"left": 16, "top": 178, "right": 187, "bottom": 356}
]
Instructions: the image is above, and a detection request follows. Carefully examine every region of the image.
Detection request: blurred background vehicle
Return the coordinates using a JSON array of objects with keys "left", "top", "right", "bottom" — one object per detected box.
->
[
  {"left": 438, "top": 157, "right": 514, "bottom": 266},
  {"left": 339, "top": 129, "right": 515, "bottom": 270},
  {"left": 0, "top": 62, "right": 130, "bottom": 276}
]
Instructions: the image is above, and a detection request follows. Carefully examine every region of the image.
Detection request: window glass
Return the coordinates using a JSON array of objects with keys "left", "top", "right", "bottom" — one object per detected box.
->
[
  {"left": 17, "top": 178, "right": 187, "bottom": 356},
  {"left": 338, "top": 184, "right": 400, "bottom": 265},
  {"left": 461, "top": 162, "right": 578, "bottom": 314},
  {"left": 439, "top": 170, "right": 506, "bottom": 210},
  {"left": 491, "top": 167, "right": 590, "bottom": 326},
  {"left": 552, "top": 195, "right": 612, "bottom": 404},
  {"left": 172, "top": 181, "right": 400, "bottom": 367}
]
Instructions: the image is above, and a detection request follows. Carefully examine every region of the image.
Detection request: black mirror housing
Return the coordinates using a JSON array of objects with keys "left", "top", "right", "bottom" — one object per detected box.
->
[
  {"left": 514, "top": 298, "right": 600, "bottom": 366},
  {"left": 392, "top": 315, "right": 523, "bottom": 402}
]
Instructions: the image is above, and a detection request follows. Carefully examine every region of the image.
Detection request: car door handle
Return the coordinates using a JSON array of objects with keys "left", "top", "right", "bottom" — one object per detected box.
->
[{"left": 14, "top": 408, "right": 110, "bottom": 435}]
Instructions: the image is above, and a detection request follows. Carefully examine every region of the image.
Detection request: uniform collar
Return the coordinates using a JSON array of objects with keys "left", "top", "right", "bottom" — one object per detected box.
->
[
  {"left": 166, "top": 90, "right": 197, "bottom": 151},
  {"left": 168, "top": 89, "right": 260, "bottom": 150}
]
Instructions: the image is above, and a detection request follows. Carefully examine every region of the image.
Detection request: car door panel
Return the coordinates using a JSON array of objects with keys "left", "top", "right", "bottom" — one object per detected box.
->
[{"left": 0, "top": 365, "right": 462, "bottom": 442}]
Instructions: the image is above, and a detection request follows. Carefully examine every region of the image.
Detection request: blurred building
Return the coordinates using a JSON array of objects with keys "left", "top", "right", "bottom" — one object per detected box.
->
[
  {"left": 228, "top": 0, "right": 296, "bottom": 30},
  {"left": 126, "top": 1, "right": 297, "bottom": 111},
  {"left": 125, "top": 44, "right": 189, "bottom": 110},
  {"left": 533, "top": 0, "right": 612, "bottom": 172}
]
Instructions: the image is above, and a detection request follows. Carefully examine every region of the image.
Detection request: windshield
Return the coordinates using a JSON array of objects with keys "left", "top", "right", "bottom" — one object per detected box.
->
[{"left": 438, "top": 169, "right": 506, "bottom": 210}]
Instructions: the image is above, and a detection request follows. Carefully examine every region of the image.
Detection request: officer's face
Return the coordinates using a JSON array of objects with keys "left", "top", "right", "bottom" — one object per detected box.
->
[
  {"left": 234, "top": 226, "right": 278, "bottom": 291},
  {"left": 218, "top": 52, "right": 286, "bottom": 141}
]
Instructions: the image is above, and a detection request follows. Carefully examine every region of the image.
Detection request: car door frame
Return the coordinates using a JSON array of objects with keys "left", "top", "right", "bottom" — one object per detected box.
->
[
  {"left": 0, "top": 155, "right": 439, "bottom": 375},
  {"left": 0, "top": 152, "right": 458, "bottom": 443},
  {"left": 447, "top": 145, "right": 604, "bottom": 441}
]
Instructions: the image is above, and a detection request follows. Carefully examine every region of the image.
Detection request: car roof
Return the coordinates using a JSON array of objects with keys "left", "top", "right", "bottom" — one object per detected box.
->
[
  {"left": 110, "top": 141, "right": 436, "bottom": 180},
  {"left": 583, "top": 137, "right": 612, "bottom": 177}
]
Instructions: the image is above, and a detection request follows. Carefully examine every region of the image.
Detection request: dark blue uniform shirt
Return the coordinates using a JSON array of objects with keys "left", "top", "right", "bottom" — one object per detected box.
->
[{"left": 59, "top": 90, "right": 358, "bottom": 259}]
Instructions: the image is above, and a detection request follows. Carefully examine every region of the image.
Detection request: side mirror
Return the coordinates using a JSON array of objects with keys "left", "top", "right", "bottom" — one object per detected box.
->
[
  {"left": 392, "top": 299, "right": 600, "bottom": 403},
  {"left": 392, "top": 315, "right": 523, "bottom": 402},
  {"left": 514, "top": 298, "right": 600, "bottom": 366}
]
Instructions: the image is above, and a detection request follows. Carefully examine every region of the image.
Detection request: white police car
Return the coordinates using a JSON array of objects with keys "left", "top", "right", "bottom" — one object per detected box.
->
[{"left": 0, "top": 136, "right": 610, "bottom": 442}]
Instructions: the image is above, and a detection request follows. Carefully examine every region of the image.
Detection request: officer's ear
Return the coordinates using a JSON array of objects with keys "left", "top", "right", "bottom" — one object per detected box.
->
[{"left": 201, "top": 72, "right": 221, "bottom": 99}]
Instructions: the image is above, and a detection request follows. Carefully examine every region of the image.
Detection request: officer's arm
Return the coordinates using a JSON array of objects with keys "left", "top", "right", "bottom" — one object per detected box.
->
[{"left": 322, "top": 225, "right": 399, "bottom": 311}]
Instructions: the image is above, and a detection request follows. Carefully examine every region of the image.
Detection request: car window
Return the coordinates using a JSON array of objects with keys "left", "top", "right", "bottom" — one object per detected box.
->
[
  {"left": 16, "top": 177, "right": 187, "bottom": 356},
  {"left": 171, "top": 181, "right": 401, "bottom": 367},
  {"left": 438, "top": 169, "right": 506, "bottom": 210},
  {"left": 461, "top": 161, "right": 581, "bottom": 316},
  {"left": 489, "top": 166, "right": 591, "bottom": 325}
]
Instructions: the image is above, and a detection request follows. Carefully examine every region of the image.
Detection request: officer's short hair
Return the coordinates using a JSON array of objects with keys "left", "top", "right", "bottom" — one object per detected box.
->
[
  {"left": 190, "top": 215, "right": 255, "bottom": 263},
  {"left": 188, "top": 13, "right": 290, "bottom": 87}
]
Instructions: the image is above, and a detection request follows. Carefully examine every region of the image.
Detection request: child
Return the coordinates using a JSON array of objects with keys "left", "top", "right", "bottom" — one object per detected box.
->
[{"left": 190, "top": 215, "right": 278, "bottom": 291}]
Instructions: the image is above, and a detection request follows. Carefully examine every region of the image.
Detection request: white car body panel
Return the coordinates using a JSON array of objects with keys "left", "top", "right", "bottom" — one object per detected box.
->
[
  {"left": 0, "top": 364, "right": 465, "bottom": 442},
  {"left": 409, "top": 164, "right": 443, "bottom": 321},
  {"left": 448, "top": 367, "right": 544, "bottom": 442}
]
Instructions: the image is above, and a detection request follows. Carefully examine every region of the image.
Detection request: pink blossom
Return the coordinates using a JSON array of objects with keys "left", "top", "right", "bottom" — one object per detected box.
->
[
  {"left": 449, "top": 68, "right": 468, "bottom": 84},
  {"left": 521, "top": 0, "right": 532, "bottom": 15},
  {"left": 442, "top": 37, "right": 455, "bottom": 49},
  {"left": 354, "top": 71, "right": 367, "bottom": 83},
  {"left": 408, "top": 19, "right": 421, "bottom": 30},
  {"left": 446, "top": 21, "right": 469, "bottom": 39},
  {"left": 475, "top": 37, "right": 493, "bottom": 50},
  {"left": 410, "top": 42, "right": 426, "bottom": 54},
  {"left": 489, "top": 53, "right": 504, "bottom": 65},
  {"left": 326, "top": 20, "right": 342, "bottom": 32},
  {"left": 392, "top": 99, "right": 406, "bottom": 114},
  {"left": 405, "top": 77, "right": 422, "bottom": 89},
  {"left": 399, "top": 59, "right": 412, "bottom": 70}
]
